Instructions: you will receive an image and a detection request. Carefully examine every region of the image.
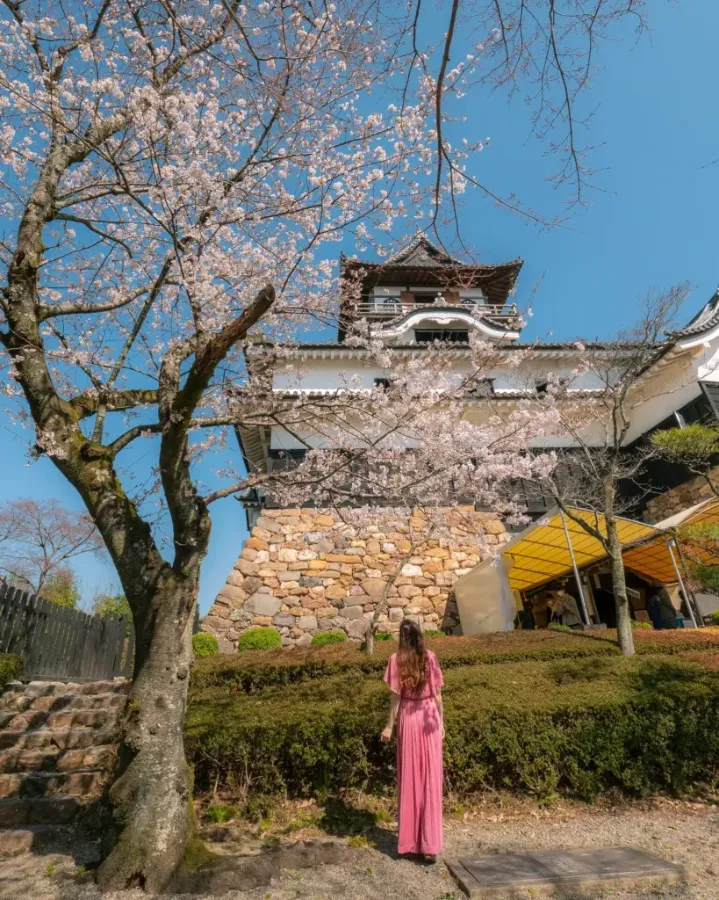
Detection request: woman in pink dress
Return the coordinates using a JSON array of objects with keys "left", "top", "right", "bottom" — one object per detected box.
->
[{"left": 381, "top": 620, "right": 444, "bottom": 861}]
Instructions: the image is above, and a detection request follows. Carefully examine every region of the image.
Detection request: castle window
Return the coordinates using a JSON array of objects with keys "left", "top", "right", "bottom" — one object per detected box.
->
[
  {"left": 374, "top": 378, "right": 391, "bottom": 391},
  {"left": 415, "top": 329, "right": 470, "bottom": 344}
]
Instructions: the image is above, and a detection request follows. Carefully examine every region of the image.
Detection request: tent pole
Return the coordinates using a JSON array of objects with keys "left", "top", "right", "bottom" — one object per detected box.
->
[
  {"left": 666, "top": 537, "right": 698, "bottom": 628},
  {"left": 560, "top": 510, "right": 591, "bottom": 625}
]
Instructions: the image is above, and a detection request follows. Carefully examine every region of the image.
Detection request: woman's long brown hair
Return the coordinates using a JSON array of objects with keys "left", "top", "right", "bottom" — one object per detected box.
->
[{"left": 397, "top": 620, "right": 427, "bottom": 691}]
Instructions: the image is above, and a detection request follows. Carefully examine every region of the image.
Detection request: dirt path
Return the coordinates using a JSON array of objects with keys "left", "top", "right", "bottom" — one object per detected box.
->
[{"left": 0, "top": 798, "right": 717, "bottom": 900}]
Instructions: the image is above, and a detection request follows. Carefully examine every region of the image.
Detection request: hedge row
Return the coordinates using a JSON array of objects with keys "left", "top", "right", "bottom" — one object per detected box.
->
[
  {"left": 0, "top": 654, "right": 23, "bottom": 691},
  {"left": 191, "top": 628, "right": 719, "bottom": 694},
  {"left": 186, "top": 654, "right": 719, "bottom": 803}
]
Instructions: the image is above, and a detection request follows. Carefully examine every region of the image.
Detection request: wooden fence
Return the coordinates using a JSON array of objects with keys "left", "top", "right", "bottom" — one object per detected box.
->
[{"left": 0, "top": 583, "right": 135, "bottom": 682}]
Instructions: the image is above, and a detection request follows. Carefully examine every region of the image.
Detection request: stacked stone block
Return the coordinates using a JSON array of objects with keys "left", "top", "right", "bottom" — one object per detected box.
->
[
  {"left": 203, "top": 507, "right": 508, "bottom": 650},
  {"left": 644, "top": 466, "right": 719, "bottom": 525}
]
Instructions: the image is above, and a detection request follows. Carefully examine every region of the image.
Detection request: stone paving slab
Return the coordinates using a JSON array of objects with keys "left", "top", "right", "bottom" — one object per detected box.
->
[{"left": 446, "top": 846, "right": 688, "bottom": 897}]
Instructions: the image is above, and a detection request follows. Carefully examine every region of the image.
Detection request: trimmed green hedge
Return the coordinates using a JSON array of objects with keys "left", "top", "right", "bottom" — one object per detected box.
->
[
  {"left": 186, "top": 654, "right": 719, "bottom": 803},
  {"left": 0, "top": 654, "right": 23, "bottom": 691},
  {"left": 237, "top": 628, "right": 282, "bottom": 652},
  {"left": 193, "top": 633, "right": 219, "bottom": 658},
  {"left": 311, "top": 631, "right": 347, "bottom": 647},
  {"left": 192, "top": 629, "right": 719, "bottom": 694}
]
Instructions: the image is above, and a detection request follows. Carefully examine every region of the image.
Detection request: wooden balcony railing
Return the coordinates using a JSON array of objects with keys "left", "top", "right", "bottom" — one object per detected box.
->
[{"left": 350, "top": 300, "right": 519, "bottom": 320}]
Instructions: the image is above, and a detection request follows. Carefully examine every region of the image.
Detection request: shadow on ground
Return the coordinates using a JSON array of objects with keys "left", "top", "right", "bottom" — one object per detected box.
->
[{"left": 319, "top": 796, "right": 397, "bottom": 859}]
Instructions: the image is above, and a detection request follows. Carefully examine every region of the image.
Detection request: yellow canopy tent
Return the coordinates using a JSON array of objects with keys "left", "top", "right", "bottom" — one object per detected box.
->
[
  {"left": 502, "top": 508, "right": 664, "bottom": 593},
  {"left": 455, "top": 506, "right": 703, "bottom": 636},
  {"left": 623, "top": 499, "right": 719, "bottom": 619}
]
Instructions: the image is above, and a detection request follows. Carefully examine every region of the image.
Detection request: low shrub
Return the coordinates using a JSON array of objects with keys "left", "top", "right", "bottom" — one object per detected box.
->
[
  {"left": 632, "top": 620, "right": 653, "bottom": 630},
  {"left": 311, "top": 632, "right": 346, "bottom": 647},
  {"left": 186, "top": 654, "right": 719, "bottom": 803},
  {"left": 192, "top": 628, "right": 719, "bottom": 694},
  {"left": 422, "top": 629, "right": 446, "bottom": 638},
  {"left": 548, "top": 623, "right": 572, "bottom": 633},
  {"left": 237, "top": 628, "right": 282, "bottom": 652},
  {"left": 710, "top": 611, "right": 719, "bottom": 627},
  {"left": 374, "top": 632, "right": 392, "bottom": 642},
  {"left": 205, "top": 804, "right": 238, "bottom": 823},
  {"left": 0, "top": 654, "right": 22, "bottom": 691},
  {"left": 193, "top": 633, "right": 219, "bottom": 658}
]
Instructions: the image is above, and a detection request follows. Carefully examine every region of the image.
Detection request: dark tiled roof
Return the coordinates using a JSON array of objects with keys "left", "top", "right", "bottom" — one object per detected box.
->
[
  {"left": 673, "top": 288, "right": 719, "bottom": 338},
  {"left": 383, "top": 233, "right": 463, "bottom": 267},
  {"left": 247, "top": 340, "right": 657, "bottom": 353}
]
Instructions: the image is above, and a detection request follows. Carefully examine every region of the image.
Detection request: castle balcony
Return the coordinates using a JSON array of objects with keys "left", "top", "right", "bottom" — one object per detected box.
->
[{"left": 353, "top": 299, "right": 519, "bottom": 321}]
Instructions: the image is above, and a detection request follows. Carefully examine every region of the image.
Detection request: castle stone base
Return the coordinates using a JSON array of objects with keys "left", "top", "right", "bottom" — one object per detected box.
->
[
  {"left": 644, "top": 465, "right": 719, "bottom": 524},
  {"left": 203, "top": 507, "right": 509, "bottom": 649}
]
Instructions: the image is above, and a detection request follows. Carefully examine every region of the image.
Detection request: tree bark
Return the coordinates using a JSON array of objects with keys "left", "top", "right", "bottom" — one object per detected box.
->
[
  {"left": 97, "top": 571, "right": 197, "bottom": 891},
  {"left": 365, "top": 547, "right": 413, "bottom": 655},
  {"left": 606, "top": 516, "right": 635, "bottom": 656}
]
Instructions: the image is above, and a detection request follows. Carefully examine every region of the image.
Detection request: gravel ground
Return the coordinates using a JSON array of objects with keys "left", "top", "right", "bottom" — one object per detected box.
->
[{"left": 0, "top": 797, "right": 717, "bottom": 900}]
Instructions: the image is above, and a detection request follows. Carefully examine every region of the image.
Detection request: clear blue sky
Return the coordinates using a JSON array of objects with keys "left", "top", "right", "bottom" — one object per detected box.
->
[{"left": 1, "top": 1, "right": 718, "bottom": 613}]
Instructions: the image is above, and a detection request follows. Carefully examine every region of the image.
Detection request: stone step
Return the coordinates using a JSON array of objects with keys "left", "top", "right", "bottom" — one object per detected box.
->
[
  {"left": 0, "top": 769, "right": 106, "bottom": 800},
  {"left": 0, "top": 743, "right": 117, "bottom": 776},
  {"left": 0, "top": 691, "right": 127, "bottom": 716},
  {"left": 0, "top": 707, "right": 119, "bottom": 735},
  {"left": 0, "top": 797, "right": 80, "bottom": 827},
  {"left": 0, "top": 726, "right": 118, "bottom": 755},
  {"left": 0, "top": 825, "right": 61, "bottom": 856},
  {"left": 0, "top": 679, "right": 131, "bottom": 705}
]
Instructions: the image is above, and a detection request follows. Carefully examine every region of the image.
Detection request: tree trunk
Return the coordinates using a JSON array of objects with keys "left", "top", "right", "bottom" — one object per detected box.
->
[
  {"left": 606, "top": 519, "right": 635, "bottom": 656},
  {"left": 365, "top": 548, "right": 414, "bottom": 655},
  {"left": 97, "top": 572, "right": 197, "bottom": 892}
]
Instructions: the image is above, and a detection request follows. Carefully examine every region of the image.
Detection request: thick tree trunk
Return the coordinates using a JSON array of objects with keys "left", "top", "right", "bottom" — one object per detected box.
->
[
  {"left": 606, "top": 520, "right": 635, "bottom": 656},
  {"left": 97, "top": 572, "right": 197, "bottom": 892}
]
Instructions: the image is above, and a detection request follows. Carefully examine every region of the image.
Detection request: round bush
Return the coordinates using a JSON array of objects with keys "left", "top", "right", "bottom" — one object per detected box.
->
[
  {"left": 631, "top": 619, "right": 653, "bottom": 630},
  {"left": 374, "top": 632, "right": 393, "bottom": 642},
  {"left": 548, "top": 623, "right": 572, "bottom": 633},
  {"left": 192, "top": 633, "right": 219, "bottom": 658},
  {"left": 423, "top": 629, "right": 446, "bottom": 638},
  {"left": 710, "top": 610, "right": 719, "bottom": 627},
  {"left": 311, "top": 632, "right": 347, "bottom": 647},
  {"left": 237, "top": 628, "right": 282, "bottom": 652}
]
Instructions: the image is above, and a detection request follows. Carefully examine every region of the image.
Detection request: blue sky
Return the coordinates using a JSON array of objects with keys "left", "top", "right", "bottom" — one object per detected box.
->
[{"left": 1, "top": 0, "right": 718, "bottom": 613}]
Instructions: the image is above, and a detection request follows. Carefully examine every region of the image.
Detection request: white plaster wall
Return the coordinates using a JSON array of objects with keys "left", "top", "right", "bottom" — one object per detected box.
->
[
  {"left": 269, "top": 338, "right": 719, "bottom": 451},
  {"left": 272, "top": 355, "right": 607, "bottom": 393}
]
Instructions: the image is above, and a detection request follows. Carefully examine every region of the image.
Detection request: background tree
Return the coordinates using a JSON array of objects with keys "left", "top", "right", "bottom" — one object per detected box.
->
[
  {"left": 0, "top": 0, "right": 649, "bottom": 889},
  {"left": 0, "top": 497, "right": 103, "bottom": 597},
  {"left": 533, "top": 285, "right": 690, "bottom": 656}
]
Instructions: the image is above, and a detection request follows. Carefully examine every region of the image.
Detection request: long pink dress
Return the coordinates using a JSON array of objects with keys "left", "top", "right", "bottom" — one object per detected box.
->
[{"left": 384, "top": 650, "right": 444, "bottom": 856}]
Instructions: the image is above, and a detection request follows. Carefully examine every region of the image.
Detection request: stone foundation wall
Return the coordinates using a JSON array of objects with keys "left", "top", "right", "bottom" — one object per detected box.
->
[
  {"left": 203, "top": 507, "right": 509, "bottom": 650},
  {"left": 644, "top": 467, "right": 719, "bottom": 524}
]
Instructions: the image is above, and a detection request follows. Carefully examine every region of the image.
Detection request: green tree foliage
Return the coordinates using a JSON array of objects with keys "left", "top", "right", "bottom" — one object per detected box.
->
[
  {"left": 651, "top": 424, "right": 719, "bottom": 474},
  {"left": 93, "top": 592, "right": 132, "bottom": 621},
  {"left": 42, "top": 569, "right": 80, "bottom": 608}
]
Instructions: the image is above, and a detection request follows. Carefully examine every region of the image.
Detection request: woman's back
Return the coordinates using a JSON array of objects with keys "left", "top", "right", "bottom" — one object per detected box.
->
[{"left": 384, "top": 648, "right": 443, "bottom": 700}]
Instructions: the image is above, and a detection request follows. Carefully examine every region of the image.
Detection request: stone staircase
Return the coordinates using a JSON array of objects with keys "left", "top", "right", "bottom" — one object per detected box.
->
[{"left": 0, "top": 679, "right": 129, "bottom": 854}]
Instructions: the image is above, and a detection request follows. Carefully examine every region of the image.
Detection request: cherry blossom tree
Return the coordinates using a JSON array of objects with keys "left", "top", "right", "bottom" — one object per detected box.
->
[
  {"left": 0, "top": 497, "right": 102, "bottom": 596},
  {"left": 0, "top": 0, "right": 647, "bottom": 889},
  {"left": 531, "top": 285, "right": 691, "bottom": 656}
]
